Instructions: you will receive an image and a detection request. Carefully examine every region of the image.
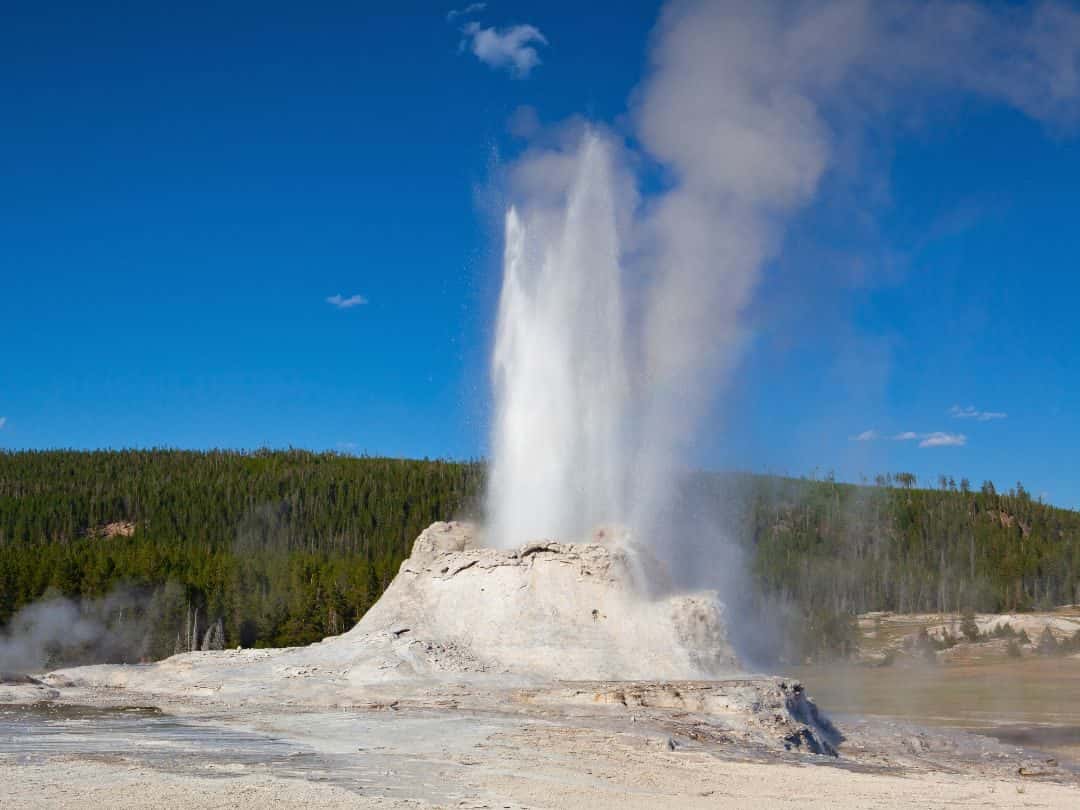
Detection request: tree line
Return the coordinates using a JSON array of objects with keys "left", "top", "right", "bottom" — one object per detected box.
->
[
  {"left": 1, "top": 450, "right": 1077, "bottom": 664},
  {"left": 722, "top": 471, "right": 1080, "bottom": 659},
  {"left": 0, "top": 450, "right": 482, "bottom": 662}
]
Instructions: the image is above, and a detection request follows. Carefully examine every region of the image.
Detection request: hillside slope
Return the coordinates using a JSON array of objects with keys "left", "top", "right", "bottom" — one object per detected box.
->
[{"left": 2, "top": 450, "right": 1078, "bottom": 663}]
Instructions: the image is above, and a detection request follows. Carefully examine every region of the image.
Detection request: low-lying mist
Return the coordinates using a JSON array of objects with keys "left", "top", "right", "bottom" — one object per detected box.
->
[{"left": 0, "top": 584, "right": 224, "bottom": 675}]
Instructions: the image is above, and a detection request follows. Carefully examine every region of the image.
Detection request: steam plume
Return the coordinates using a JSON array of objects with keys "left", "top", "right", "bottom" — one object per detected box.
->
[
  {"left": 0, "top": 596, "right": 116, "bottom": 673},
  {"left": 486, "top": 0, "right": 1080, "bottom": 557}
]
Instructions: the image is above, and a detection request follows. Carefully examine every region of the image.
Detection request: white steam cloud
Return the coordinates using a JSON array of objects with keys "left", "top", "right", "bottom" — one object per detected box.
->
[
  {"left": 460, "top": 22, "right": 547, "bottom": 78},
  {"left": 0, "top": 594, "right": 150, "bottom": 673},
  {"left": 486, "top": 0, "right": 1079, "bottom": 559},
  {"left": 0, "top": 598, "right": 104, "bottom": 672}
]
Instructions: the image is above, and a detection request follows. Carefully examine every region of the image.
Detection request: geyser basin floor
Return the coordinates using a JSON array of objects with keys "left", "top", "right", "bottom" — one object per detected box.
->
[
  {"left": 3, "top": 686, "right": 1079, "bottom": 809},
  {"left": 6, "top": 523, "right": 1078, "bottom": 807}
]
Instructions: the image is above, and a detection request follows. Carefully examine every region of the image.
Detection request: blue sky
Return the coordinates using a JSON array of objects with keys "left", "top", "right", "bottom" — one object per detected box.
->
[{"left": 3, "top": 1, "right": 1080, "bottom": 506}]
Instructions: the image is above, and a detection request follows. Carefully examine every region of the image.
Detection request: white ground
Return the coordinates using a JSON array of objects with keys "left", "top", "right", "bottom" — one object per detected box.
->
[
  {"left": 2, "top": 523, "right": 1077, "bottom": 808},
  {"left": 3, "top": 711, "right": 1078, "bottom": 809}
]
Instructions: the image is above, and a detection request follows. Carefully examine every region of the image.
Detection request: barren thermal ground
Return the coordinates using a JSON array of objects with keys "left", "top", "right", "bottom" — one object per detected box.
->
[{"left": 3, "top": 523, "right": 1079, "bottom": 808}]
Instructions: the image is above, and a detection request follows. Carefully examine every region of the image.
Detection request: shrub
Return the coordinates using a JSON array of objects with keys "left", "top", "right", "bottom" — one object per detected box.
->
[
  {"left": 992, "top": 622, "right": 1016, "bottom": 639},
  {"left": 935, "top": 630, "right": 959, "bottom": 650},
  {"left": 1062, "top": 629, "right": 1080, "bottom": 654},
  {"left": 1037, "top": 627, "right": 1059, "bottom": 655},
  {"left": 960, "top": 611, "right": 980, "bottom": 642},
  {"left": 914, "top": 628, "right": 939, "bottom": 663}
]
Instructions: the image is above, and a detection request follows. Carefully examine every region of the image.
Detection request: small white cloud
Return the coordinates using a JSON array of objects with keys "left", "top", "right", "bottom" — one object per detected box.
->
[
  {"left": 852, "top": 429, "right": 878, "bottom": 441},
  {"left": 0, "top": 417, "right": 6, "bottom": 430},
  {"left": 949, "top": 405, "right": 1006, "bottom": 421},
  {"left": 460, "top": 22, "right": 547, "bottom": 78},
  {"left": 326, "top": 293, "right": 367, "bottom": 309},
  {"left": 446, "top": 2, "right": 486, "bottom": 21},
  {"left": 919, "top": 432, "right": 967, "bottom": 448},
  {"left": 885, "top": 429, "right": 966, "bottom": 447}
]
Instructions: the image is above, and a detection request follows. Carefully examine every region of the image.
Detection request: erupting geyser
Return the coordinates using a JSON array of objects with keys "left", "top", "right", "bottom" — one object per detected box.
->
[
  {"left": 484, "top": 122, "right": 770, "bottom": 569},
  {"left": 488, "top": 136, "right": 630, "bottom": 549}
]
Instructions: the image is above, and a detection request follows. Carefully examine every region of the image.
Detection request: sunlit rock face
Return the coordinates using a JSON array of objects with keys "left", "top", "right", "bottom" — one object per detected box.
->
[{"left": 344, "top": 521, "right": 740, "bottom": 682}]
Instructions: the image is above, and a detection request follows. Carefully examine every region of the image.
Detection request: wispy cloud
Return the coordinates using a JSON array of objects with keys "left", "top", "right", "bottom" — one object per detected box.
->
[
  {"left": 446, "top": 2, "right": 485, "bottom": 21},
  {"left": 0, "top": 417, "right": 6, "bottom": 430},
  {"left": 460, "top": 22, "right": 547, "bottom": 78},
  {"left": 326, "top": 293, "right": 367, "bottom": 310},
  {"left": 918, "top": 432, "right": 967, "bottom": 448},
  {"left": 855, "top": 428, "right": 966, "bottom": 448},
  {"left": 950, "top": 405, "right": 1007, "bottom": 421}
]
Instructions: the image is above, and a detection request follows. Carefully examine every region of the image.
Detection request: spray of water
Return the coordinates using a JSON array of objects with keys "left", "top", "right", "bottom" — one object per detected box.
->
[
  {"left": 486, "top": 0, "right": 1080, "bottom": 565},
  {"left": 488, "top": 138, "right": 629, "bottom": 546}
]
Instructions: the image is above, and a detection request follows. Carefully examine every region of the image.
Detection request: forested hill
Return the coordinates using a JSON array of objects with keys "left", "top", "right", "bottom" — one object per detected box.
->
[
  {"left": 0, "top": 449, "right": 482, "bottom": 554},
  {"left": 714, "top": 472, "right": 1080, "bottom": 657},
  {"left": 0, "top": 450, "right": 483, "bottom": 662},
  {"left": 1, "top": 449, "right": 1078, "bottom": 663}
]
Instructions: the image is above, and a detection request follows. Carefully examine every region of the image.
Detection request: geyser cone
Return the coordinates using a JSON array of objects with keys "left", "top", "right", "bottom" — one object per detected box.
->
[{"left": 345, "top": 522, "right": 740, "bottom": 682}]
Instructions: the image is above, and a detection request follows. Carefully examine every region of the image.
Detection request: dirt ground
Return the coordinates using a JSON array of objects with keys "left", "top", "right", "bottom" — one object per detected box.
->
[
  {"left": 2, "top": 675, "right": 1078, "bottom": 809},
  {"left": 795, "top": 607, "right": 1080, "bottom": 764},
  {"left": 2, "top": 714, "right": 1078, "bottom": 810}
]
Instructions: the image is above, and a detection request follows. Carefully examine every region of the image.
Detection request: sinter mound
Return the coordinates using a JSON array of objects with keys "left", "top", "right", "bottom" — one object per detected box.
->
[
  {"left": 46, "top": 521, "right": 739, "bottom": 695},
  {"left": 348, "top": 521, "right": 740, "bottom": 681},
  {"left": 41, "top": 521, "right": 844, "bottom": 759}
]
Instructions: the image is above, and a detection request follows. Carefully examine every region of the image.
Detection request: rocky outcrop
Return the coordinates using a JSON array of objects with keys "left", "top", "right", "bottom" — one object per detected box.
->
[{"left": 522, "top": 678, "right": 843, "bottom": 756}]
